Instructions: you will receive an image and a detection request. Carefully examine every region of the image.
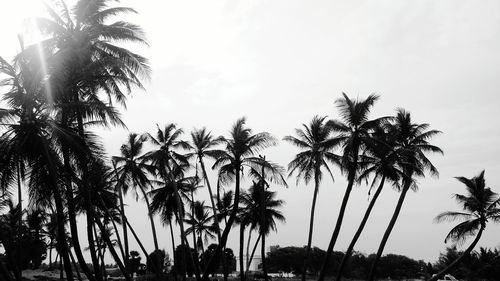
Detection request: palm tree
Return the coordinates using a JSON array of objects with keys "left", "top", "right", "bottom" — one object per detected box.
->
[
  {"left": 188, "top": 128, "right": 224, "bottom": 244},
  {"left": 0, "top": 54, "right": 76, "bottom": 281},
  {"left": 185, "top": 201, "right": 217, "bottom": 261},
  {"left": 318, "top": 93, "right": 384, "bottom": 281},
  {"left": 335, "top": 128, "right": 405, "bottom": 281},
  {"left": 34, "top": 1, "right": 150, "bottom": 278},
  {"left": 113, "top": 133, "right": 158, "bottom": 255},
  {"left": 368, "top": 109, "right": 443, "bottom": 281},
  {"left": 145, "top": 123, "right": 200, "bottom": 278},
  {"left": 241, "top": 184, "right": 285, "bottom": 279},
  {"left": 428, "top": 171, "right": 500, "bottom": 281},
  {"left": 283, "top": 116, "right": 340, "bottom": 281},
  {"left": 202, "top": 118, "right": 284, "bottom": 281},
  {"left": 150, "top": 165, "right": 199, "bottom": 280}
]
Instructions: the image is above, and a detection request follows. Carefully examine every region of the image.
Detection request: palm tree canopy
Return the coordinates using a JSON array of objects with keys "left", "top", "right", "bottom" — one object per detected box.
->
[
  {"left": 434, "top": 171, "right": 500, "bottom": 244},
  {"left": 213, "top": 117, "right": 285, "bottom": 187},
  {"left": 284, "top": 115, "right": 341, "bottom": 185},
  {"left": 240, "top": 183, "right": 286, "bottom": 236},
  {"left": 387, "top": 109, "right": 443, "bottom": 190}
]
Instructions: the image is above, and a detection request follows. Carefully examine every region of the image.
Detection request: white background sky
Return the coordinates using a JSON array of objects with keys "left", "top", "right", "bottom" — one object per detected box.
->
[{"left": 1, "top": 0, "right": 500, "bottom": 264}]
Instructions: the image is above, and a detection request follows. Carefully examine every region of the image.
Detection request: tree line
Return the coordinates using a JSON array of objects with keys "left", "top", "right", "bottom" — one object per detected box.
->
[{"left": 0, "top": 1, "right": 499, "bottom": 281}]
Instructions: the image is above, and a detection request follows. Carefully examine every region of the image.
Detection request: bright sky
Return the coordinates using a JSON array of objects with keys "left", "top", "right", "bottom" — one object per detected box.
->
[{"left": 1, "top": 0, "right": 500, "bottom": 264}]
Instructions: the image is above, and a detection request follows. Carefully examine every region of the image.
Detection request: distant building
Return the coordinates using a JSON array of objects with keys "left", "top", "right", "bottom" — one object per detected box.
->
[{"left": 235, "top": 255, "right": 262, "bottom": 272}]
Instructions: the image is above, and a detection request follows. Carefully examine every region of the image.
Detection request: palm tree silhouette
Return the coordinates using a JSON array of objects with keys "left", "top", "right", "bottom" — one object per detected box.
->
[
  {"left": 203, "top": 118, "right": 281, "bottom": 281},
  {"left": 335, "top": 127, "right": 406, "bottom": 281},
  {"left": 188, "top": 128, "right": 225, "bottom": 245},
  {"left": 284, "top": 116, "right": 340, "bottom": 281},
  {"left": 33, "top": 0, "right": 150, "bottom": 278},
  {"left": 185, "top": 201, "right": 217, "bottom": 262},
  {"left": 319, "top": 93, "right": 384, "bottom": 281},
  {"left": 428, "top": 171, "right": 500, "bottom": 281},
  {"left": 150, "top": 165, "right": 200, "bottom": 280},
  {"left": 242, "top": 184, "right": 285, "bottom": 278},
  {"left": 368, "top": 109, "right": 442, "bottom": 281},
  {"left": 113, "top": 133, "right": 158, "bottom": 252}
]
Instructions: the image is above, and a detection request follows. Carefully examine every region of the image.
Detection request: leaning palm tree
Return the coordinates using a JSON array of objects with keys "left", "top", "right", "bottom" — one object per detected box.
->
[
  {"left": 368, "top": 109, "right": 443, "bottom": 281},
  {"left": 113, "top": 133, "right": 158, "bottom": 254},
  {"left": 284, "top": 116, "right": 340, "bottom": 281},
  {"left": 428, "top": 171, "right": 500, "bottom": 281},
  {"left": 318, "top": 93, "right": 385, "bottom": 281},
  {"left": 335, "top": 128, "right": 406, "bottom": 281},
  {"left": 202, "top": 118, "right": 284, "bottom": 281}
]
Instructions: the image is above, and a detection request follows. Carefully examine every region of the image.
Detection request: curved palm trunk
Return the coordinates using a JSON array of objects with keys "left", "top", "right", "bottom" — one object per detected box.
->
[
  {"left": 62, "top": 145, "right": 97, "bottom": 281},
  {"left": 74, "top": 110, "right": 103, "bottom": 281},
  {"left": 202, "top": 165, "right": 241, "bottom": 281},
  {"left": 69, "top": 249, "right": 83, "bottom": 281},
  {"left": 245, "top": 230, "right": 252, "bottom": 273},
  {"left": 336, "top": 176, "right": 386, "bottom": 281},
  {"left": 44, "top": 149, "right": 74, "bottom": 281},
  {"left": 368, "top": 183, "right": 410, "bottom": 281},
  {"left": 302, "top": 173, "right": 320, "bottom": 281},
  {"left": 427, "top": 226, "right": 484, "bottom": 281},
  {"left": 200, "top": 159, "right": 222, "bottom": 242},
  {"left": 239, "top": 223, "right": 246, "bottom": 281},
  {"left": 139, "top": 186, "right": 159, "bottom": 251},
  {"left": 124, "top": 219, "right": 151, "bottom": 268},
  {"left": 53, "top": 188, "right": 75, "bottom": 281},
  {"left": 95, "top": 196, "right": 126, "bottom": 269},
  {"left": 93, "top": 215, "right": 131, "bottom": 281},
  {"left": 246, "top": 233, "right": 262, "bottom": 277},
  {"left": 318, "top": 170, "right": 356, "bottom": 281}
]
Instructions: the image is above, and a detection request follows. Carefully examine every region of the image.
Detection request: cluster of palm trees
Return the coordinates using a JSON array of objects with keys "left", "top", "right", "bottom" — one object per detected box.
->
[{"left": 1, "top": 1, "right": 499, "bottom": 281}]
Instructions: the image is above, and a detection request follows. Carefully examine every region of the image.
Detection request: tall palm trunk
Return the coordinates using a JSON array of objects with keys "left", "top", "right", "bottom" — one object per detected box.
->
[
  {"left": 114, "top": 163, "right": 130, "bottom": 271},
  {"left": 191, "top": 191, "right": 198, "bottom": 254},
  {"left": 52, "top": 187, "right": 74, "bottom": 281},
  {"left": 368, "top": 181, "right": 411, "bottom": 281},
  {"left": 74, "top": 109, "right": 103, "bottom": 281},
  {"left": 62, "top": 142, "right": 97, "bottom": 281},
  {"left": 202, "top": 165, "right": 241, "bottom": 281},
  {"left": 245, "top": 230, "right": 252, "bottom": 273},
  {"left": 336, "top": 176, "right": 386, "bottom": 281},
  {"left": 167, "top": 167, "right": 201, "bottom": 281},
  {"left": 259, "top": 159, "right": 268, "bottom": 279},
  {"left": 246, "top": 233, "right": 262, "bottom": 277},
  {"left": 427, "top": 226, "right": 485, "bottom": 281},
  {"left": 44, "top": 150, "right": 74, "bottom": 281},
  {"left": 124, "top": 219, "right": 151, "bottom": 267},
  {"left": 170, "top": 222, "right": 178, "bottom": 281},
  {"left": 239, "top": 223, "right": 246, "bottom": 281},
  {"left": 93, "top": 215, "right": 131, "bottom": 281},
  {"left": 301, "top": 172, "right": 320, "bottom": 281},
  {"left": 15, "top": 163, "right": 22, "bottom": 281},
  {"left": 138, "top": 185, "right": 159, "bottom": 251},
  {"left": 69, "top": 249, "right": 83, "bottom": 281},
  {"left": 200, "top": 159, "right": 222, "bottom": 242},
  {"left": 318, "top": 155, "right": 358, "bottom": 281}
]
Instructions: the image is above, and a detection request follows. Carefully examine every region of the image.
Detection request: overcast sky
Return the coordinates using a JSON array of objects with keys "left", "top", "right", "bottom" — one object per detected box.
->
[{"left": 1, "top": 0, "right": 500, "bottom": 264}]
